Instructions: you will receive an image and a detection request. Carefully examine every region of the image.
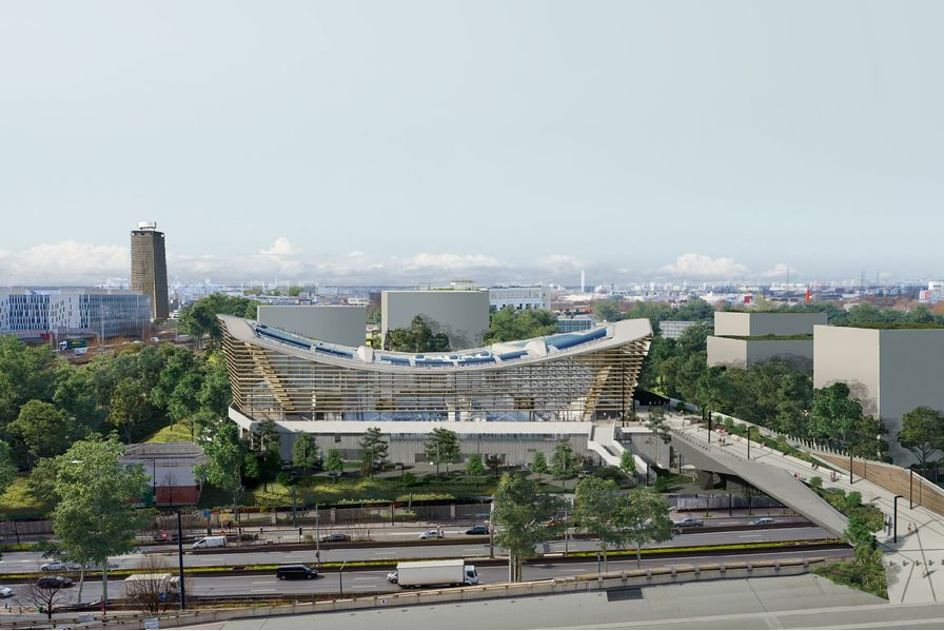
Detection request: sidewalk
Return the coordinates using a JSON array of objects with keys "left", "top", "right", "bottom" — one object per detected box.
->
[{"left": 666, "top": 414, "right": 942, "bottom": 605}]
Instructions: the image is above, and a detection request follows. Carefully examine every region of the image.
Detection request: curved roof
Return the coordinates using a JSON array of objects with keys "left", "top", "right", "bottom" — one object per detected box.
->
[{"left": 219, "top": 314, "right": 652, "bottom": 373}]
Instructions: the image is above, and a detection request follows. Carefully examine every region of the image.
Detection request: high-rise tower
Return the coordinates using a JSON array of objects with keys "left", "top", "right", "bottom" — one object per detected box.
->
[{"left": 130, "top": 221, "right": 169, "bottom": 321}]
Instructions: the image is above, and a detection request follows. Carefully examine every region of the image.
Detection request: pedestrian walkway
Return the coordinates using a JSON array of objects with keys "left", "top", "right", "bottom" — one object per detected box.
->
[{"left": 665, "top": 414, "right": 943, "bottom": 605}]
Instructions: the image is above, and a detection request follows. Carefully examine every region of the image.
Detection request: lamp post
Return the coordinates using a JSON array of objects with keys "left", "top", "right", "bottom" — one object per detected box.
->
[
  {"left": 338, "top": 561, "right": 346, "bottom": 596},
  {"left": 909, "top": 470, "right": 914, "bottom": 509},
  {"left": 707, "top": 413, "right": 712, "bottom": 443},
  {"left": 893, "top": 495, "right": 903, "bottom": 543},
  {"left": 176, "top": 508, "right": 186, "bottom": 611}
]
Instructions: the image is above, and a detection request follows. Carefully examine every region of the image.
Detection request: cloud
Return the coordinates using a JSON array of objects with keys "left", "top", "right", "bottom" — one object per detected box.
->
[
  {"left": 0, "top": 240, "right": 129, "bottom": 283},
  {"left": 400, "top": 253, "right": 503, "bottom": 271},
  {"left": 660, "top": 253, "right": 749, "bottom": 278},
  {"left": 539, "top": 254, "right": 583, "bottom": 269},
  {"left": 258, "top": 237, "right": 298, "bottom": 257},
  {"left": 760, "top": 263, "right": 798, "bottom": 278}
]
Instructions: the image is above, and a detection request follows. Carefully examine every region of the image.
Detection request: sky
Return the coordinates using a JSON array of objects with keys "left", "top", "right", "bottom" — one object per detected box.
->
[{"left": 0, "top": 1, "right": 942, "bottom": 286}]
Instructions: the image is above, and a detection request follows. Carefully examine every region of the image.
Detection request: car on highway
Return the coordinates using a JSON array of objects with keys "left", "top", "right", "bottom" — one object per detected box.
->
[
  {"left": 465, "top": 525, "right": 489, "bottom": 535},
  {"left": 419, "top": 529, "right": 444, "bottom": 539},
  {"left": 40, "top": 561, "right": 81, "bottom": 572},
  {"left": 0, "top": 586, "right": 14, "bottom": 598},
  {"left": 672, "top": 517, "right": 704, "bottom": 528},
  {"left": 276, "top": 564, "right": 320, "bottom": 580},
  {"left": 749, "top": 517, "right": 776, "bottom": 525},
  {"left": 37, "top": 576, "right": 74, "bottom": 589},
  {"left": 386, "top": 570, "right": 399, "bottom": 584},
  {"left": 320, "top": 533, "right": 351, "bottom": 543}
]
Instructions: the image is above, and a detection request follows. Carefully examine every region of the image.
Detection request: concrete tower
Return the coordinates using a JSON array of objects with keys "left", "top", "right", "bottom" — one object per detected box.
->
[{"left": 130, "top": 221, "right": 169, "bottom": 321}]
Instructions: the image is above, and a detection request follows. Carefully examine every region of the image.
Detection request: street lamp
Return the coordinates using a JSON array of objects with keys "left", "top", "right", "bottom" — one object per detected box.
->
[{"left": 893, "top": 495, "right": 903, "bottom": 543}]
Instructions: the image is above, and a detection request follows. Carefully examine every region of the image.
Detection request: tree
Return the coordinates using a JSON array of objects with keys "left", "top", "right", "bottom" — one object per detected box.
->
[
  {"left": 695, "top": 366, "right": 731, "bottom": 420},
  {"left": 593, "top": 300, "right": 624, "bottom": 323},
  {"left": 0, "top": 440, "right": 16, "bottom": 499},
  {"left": 197, "top": 353, "right": 232, "bottom": 419},
  {"left": 27, "top": 456, "right": 62, "bottom": 505},
  {"left": 572, "top": 477, "right": 630, "bottom": 572},
  {"left": 898, "top": 407, "right": 944, "bottom": 474},
  {"left": 194, "top": 421, "right": 246, "bottom": 517},
  {"left": 9, "top": 400, "right": 72, "bottom": 461},
  {"left": 325, "top": 449, "right": 344, "bottom": 480},
  {"left": 384, "top": 316, "right": 450, "bottom": 352},
  {"left": 492, "top": 473, "right": 566, "bottom": 582},
  {"left": 466, "top": 453, "right": 485, "bottom": 476},
  {"left": 531, "top": 451, "right": 549, "bottom": 481},
  {"left": 484, "top": 307, "right": 557, "bottom": 343},
  {"left": 623, "top": 487, "right": 673, "bottom": 567},
  {"left": 645, "top": 408, "right": 672, "bottom": 444},
  {"left": 551, "top": 441, "right": 578, "bottom": 479},
  {"left": 619, "top": 450, "right": 637, "bottom": 477},
  {"left": 125, "top": 555, "right": 178, "bottom": 613},
  {"left": 53, "top": 434, "right": 151, "bottom": 607},
  {"left": 359, "top": 427, "right": 388, "bottom": 478},
  {"left": 425, "top": 427, "right": 460, "bottom": 478},
  {"left": 109, "top": 378, "right": 149, "bottom": 442},
  {"left": 276, "top": 472, "right": 302, "bottom": 527},
  {"left": 21, "top": 579, "right": 70, "bottom": 622},
  {"left": 809, "top": 383, "right": 864, "bottom": 449},
  {"left": 292, "top": 434, "right": 320, "bottom": 474},
  {"left": 486, "top": 454, "right": 502, "bottom": 478}
]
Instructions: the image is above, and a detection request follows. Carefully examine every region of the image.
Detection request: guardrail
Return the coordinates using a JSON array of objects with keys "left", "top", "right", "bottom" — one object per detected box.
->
[{"left": 0, "top": 556, "right": 848, "bottom": 629}]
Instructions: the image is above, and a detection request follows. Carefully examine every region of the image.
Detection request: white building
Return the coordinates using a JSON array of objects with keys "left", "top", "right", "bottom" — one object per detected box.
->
[
  {"left": 257, "top": 305, "right": 367, "bottom": 347},
  {"left": 0, "top": 290, "right": 50, "bottom": 334},
  {"left": 1, "top": 289, "right": 151, "bottom": 339},
  {"left": 488, "top": 285, "right": 551, "bottom": 311},
  {"left": 658, "top": 320, "right": 700, "bottom": 340}
]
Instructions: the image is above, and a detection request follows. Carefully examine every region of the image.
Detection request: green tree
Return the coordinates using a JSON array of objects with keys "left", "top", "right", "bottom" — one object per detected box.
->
[
  {"left": 619, "top": 450, "right": 637, "bottom": 477},
  {"left": 291, "top": 434, "right": 320, "bottom": 475},
  {"left": 484, "top": 307, "right": 558, "bottom": 343},
  {"left": 898, "top": 407, "right": 943, "bottom": 474},
  {"left": 27, "top": 456, "right": 61, "bottom": 504},
  {"left": 51, "top": 366, "right": 101, "bottom": 430},
  {"left": 492, "top": 473, "right": 566, "bottom": 582},
  {"left": 593, "top": 300, "right": 624, "bottom": 323},
  {"left": 178, "top": 294, "right": 258, "bottom": 348},
  {"left": 424, "top": 427, "right": 460, "bottom": 478},
  {"left": 0, "top": 440, "right": 16, "bottom": 499},
  {"left": 466, "top": 453, "right": 485, "bottom": 476},
  {"left": 53, "top": 434, "right": 150, "bottom": 605},
  {"left": 197, "top": 353, "right": 232, "bottom": 419},
  {"left": 109, "top": 378, "right": 149, "bottom": 442},
  {"left": 359, "top": 427, "right": 388, "bottom": 478},
  {"left": 550, "top": 441, "right": 579, "bottom": 479},
  {"left": 9, "top": 400, "right": 77, "bottom": 461},
  {"left": 572, "top": 477, "right": 630, "bottom": 572},
  {"left": 275, "top": 472, "right": 302, "bottom": 526},
  {"left": 194, "top": 421, "right": 246, "bottom": 516},
  {"left": 809, "top": 383, "right": 864, "bottom": 449},
  {"left": 325, "top": 449, "right": 344, "bottom": 480},
  {"left": 0, "top": 336, "right": 59, "bottom": 429},
  {"left": 384, "top": 316, "right": 451, "bottom": 352},
  {"left": 645, "top": 408, "right": 672, "bottom": 444},
  {"left": 531, "top": 451, "right": 549, "bottom": 481},
  {"left": 623, "top": 487, "right": 673, "bottom": 567}
]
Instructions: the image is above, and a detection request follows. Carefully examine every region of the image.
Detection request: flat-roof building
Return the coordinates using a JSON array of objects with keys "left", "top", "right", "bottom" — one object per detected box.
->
[
  {"left": 708, "top": 311, "right": 825, "bottom": 370},
  {"left": 813, "top": 324, "right": 944, "bottom": 465},
  {"left": 489, "top": 285, "right": 552, "bottom": 312},
  {"left": 382, "top": 289, "right": 489, "bottom": 350},
  {"left": 130, "top": 222, "right": 169, "bottom": 321},
  {"left": 257, "top": 305, "right": 366, "bottom": 347}
]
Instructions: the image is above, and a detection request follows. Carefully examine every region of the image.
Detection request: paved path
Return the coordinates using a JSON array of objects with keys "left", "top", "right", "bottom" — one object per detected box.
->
[{"left": 667, "top": 414, "right": 943, "bottom": 605}]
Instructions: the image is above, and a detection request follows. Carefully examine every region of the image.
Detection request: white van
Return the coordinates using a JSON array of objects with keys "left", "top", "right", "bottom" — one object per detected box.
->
[{"left": 191, "top": 535, "right": 226, "bottom": 550}]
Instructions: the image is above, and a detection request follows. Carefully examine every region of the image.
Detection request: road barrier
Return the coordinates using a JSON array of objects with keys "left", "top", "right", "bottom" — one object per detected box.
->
[{"left": 0, "top": 556, "right": 850, "bottom": 629}]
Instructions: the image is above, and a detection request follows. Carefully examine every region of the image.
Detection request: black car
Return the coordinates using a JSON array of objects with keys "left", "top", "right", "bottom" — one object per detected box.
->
[
  {"left": 276, "top": 565, "right": 319, "bottom": 580},
  {"left": 320, "top": 533, "right": 351, "bottom": 543},
  {"left": 37, "top": 576, "right": 74, "bottom": 589},
  {"left": 465, "top": 525, "right": 489, "bottom": 535}
]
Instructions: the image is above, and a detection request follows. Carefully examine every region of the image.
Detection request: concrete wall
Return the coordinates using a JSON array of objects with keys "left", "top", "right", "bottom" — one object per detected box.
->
[
  {"left": 813, "top": 325, "right": 944, "bottom": 465},
  {"left": 714, "top": 312, "right": 827, "bottom": 337},
  {"left": 707, "top": 336, "right": 813, "bottom": 370},
  {"left": 382, "top": 290, "right": 489, "bottom": 350},
  {"left": 257, "top": 305, "right": 367, "bottom": 347}
]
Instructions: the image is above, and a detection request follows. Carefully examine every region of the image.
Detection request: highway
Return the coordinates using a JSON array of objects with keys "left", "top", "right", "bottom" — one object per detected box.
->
[
  {"left": 0, "top": 547, "right": 851, "bottom": 608},
  {"left": 0, "top": 522, "right": 825, "bottom": 573}
]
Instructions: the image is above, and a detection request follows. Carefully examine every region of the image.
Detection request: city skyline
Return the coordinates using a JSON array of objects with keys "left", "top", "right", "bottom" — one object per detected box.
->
[{"left": 0, "top": 1, "right": 942, "bottom": 285}]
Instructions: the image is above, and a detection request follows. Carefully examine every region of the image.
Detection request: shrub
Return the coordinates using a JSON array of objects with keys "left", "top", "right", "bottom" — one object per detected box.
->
[{"left": 808, "top": 476, "right": 823, "bottom": 489}]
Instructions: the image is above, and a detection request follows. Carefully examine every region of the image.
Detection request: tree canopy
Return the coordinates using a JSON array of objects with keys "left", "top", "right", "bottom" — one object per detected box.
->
[
  {"left": 484, "top": 307, "right": 557, "bottom": 343},
  {"left": 384, "top": 316, "right": 450, "bottom": 352},
  {"left": 492, "top": 473, "right": 566, "bottom": 582}
]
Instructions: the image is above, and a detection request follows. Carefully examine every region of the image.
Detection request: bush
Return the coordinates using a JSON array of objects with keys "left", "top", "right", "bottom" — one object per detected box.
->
[{"left": 808, "top": 476, "right": 823, "bottom": 489}]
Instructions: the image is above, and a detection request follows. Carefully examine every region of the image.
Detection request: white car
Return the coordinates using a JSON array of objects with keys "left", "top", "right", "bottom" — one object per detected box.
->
[
  {"left": 40, "top": 561, "right": 80, "bottom": 572},
  {"left": 0, "top": 586, "right": 14, "bottom": 598},
  {"left": 386, "top": 570, "right": 398, "bottom": 584},
  {"left": 418, "top": 529, "right": 443, "bottom": 540}
]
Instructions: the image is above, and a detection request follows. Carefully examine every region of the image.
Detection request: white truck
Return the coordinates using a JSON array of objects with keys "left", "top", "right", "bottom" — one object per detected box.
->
[
  {"left": 191, "top": 535, "right": 226, "bottom": 549},
  {"left": 392, "top": 559, "right": 478, "bottom": 588},
  {"left": 124, "top": 573, "right": 180, "bottom": 595}
]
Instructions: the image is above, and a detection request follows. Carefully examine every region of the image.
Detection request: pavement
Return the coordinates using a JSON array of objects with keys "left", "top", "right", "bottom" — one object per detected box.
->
[
  {"left": 196, "top": 574, "right": 942, "bottom": 630},
  {"left": 667, "top": 414, "right": 944, "bottom": 605}
]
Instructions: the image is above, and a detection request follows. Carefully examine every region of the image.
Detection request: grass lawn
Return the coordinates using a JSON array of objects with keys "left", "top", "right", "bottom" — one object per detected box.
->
[
  {"left": 0, "top": 475, "right": 54, "bottom": 520},
  {"left": 143, "top": 422, "right": 194, "bottom": 443}
]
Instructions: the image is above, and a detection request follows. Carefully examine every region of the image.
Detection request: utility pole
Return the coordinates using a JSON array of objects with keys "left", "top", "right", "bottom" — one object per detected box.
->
[
  {"left": 176, "top": 508, "right": 186, "bottom": 610},
  {"left": 488, "top": 500, "right": 495, "bottom": 559},
  {"left": 893, "top": 495, "right": 903, "bottom": 543}
]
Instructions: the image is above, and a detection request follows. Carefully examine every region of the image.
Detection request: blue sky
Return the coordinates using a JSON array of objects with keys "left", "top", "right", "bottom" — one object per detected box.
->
[{"left": 0, "top": 1, "right": 941, "bottom": 285}]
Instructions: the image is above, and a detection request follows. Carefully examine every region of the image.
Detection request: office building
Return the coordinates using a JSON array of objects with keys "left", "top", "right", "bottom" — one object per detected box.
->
[
  {"left": 0, "top": 290, "right": 50, "bottom": 334},
  {"left": 707, "top": 311, "right": 826, "bottom": 370},
  {"left": 489, "top": 285, "right": 552, "bottom": 311},
  {"left": 130, "top": 221, "right": 169, "bottom": 321},
  {"left": 556, "top": 314, "right": 597, "bottom": 333},
  {"left": 49, "top": 290, "right": 152, "bottom": 338}
]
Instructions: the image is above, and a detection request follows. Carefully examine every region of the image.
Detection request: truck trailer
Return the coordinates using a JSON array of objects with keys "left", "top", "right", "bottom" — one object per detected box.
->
[{"left": 393, "top": 559, "right": 478, "bottom": 588}]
